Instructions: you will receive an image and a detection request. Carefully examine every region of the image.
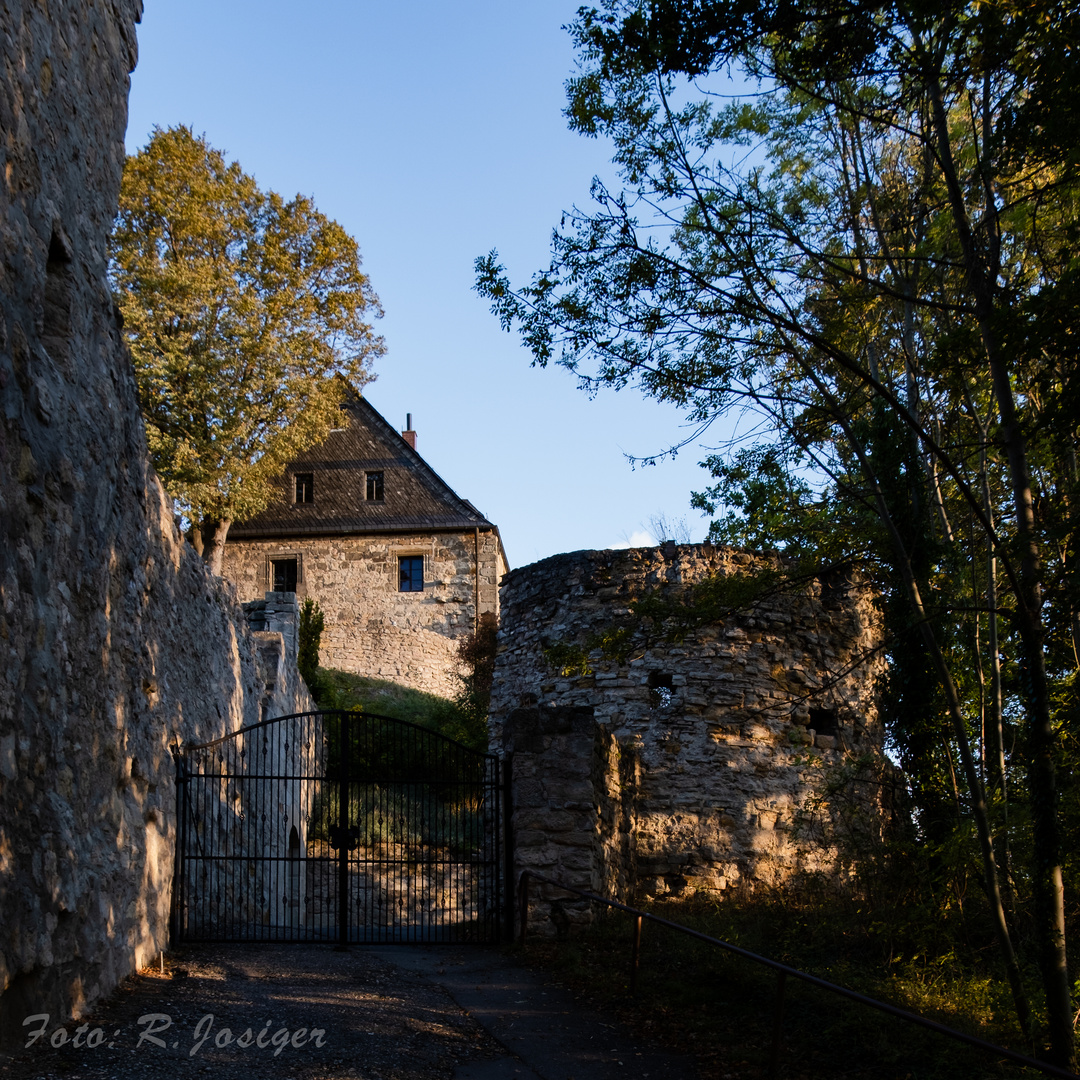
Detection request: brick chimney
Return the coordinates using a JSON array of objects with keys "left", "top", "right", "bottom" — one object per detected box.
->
[{"left": 401, "top": 412, "right": 417, "bottom": 450}]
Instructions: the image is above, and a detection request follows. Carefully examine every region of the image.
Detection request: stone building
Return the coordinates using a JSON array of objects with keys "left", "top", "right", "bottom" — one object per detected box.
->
[
  {"left": 489, "top": 545, "right": 888, "bottom": 930},
  {"left": 222, "top": 389, "right": 508, "bottom": 698}
]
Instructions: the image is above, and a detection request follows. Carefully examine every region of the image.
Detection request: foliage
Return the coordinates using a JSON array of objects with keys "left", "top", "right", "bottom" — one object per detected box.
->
[
  {"left": 476, "top": 0, "right": 1080, "bottom": 1060},
  {"left": 309, "top": 784, "right": 486, "bottom": 855},
  {"left": 298, "top": 598, "right": 324, "bottom": 688},
  {"left": 630, "top": 562, "right": 794, "bottom": 641},
  {"left": 692, "top": 445, "right": 828, "bottom": 556},
  {"left": 542, "top": 639, "right": 596, "bottom": 678},
  {"left": 645, "top": 511, "right": 693, "bottom": 544},
  {"left": 520, "top": 886, "right": 1042, "bottom": 1080},
  {"left": 109, "top": 126, "right": 384, "bottom": 571},
  {"left": 445, "top": 612, "right": 499, "bottom": 748},
  {"left": 305, "top": 667, "right": 487, "bottom": 753},
  {"left": 540, "top": 562, "right": 794, "bottom": 676},
  {"left": 542, "top": 625, "right": 637, "bottom": 676}
]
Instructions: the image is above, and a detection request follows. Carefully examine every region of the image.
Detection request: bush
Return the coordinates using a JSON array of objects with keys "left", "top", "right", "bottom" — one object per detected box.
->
[{"left": 298, "top": 597, "right": 324, "bottom": 687}]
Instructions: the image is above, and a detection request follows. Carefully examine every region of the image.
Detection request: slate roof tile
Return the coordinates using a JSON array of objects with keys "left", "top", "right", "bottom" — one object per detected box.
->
[{"left": 227, "top": 390, "right": 496, "bottom": 540}]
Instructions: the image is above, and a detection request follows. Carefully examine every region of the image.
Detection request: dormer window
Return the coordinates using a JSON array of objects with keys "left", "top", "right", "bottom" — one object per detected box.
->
[
  {"left": 295, "top": 473, "right": 314, "bottom": 504},
  {"left": 366, "top": 471, "right": 384, "bottom": 501}
]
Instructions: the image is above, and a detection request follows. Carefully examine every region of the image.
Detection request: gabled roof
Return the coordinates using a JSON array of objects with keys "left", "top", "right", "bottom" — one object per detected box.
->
[{"left": 227, "top": 388, "right": 499, "bottom": 540}]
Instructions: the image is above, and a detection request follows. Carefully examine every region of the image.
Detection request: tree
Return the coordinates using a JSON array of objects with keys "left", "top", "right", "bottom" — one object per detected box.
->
[
  {"left": 110, "top": 126, "right": 384, "bottom": 573},
  {"left": 298, "top": 598, "right": 324, "bottom": 689},
  {"left": 456, "top": 612, "right": 499, "bottom": 720},
  {"left": 476, "top": 0, "right": 1079, "bottom": 1063}
]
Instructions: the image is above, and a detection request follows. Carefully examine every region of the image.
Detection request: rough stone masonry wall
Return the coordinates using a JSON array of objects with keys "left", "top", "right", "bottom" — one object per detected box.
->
[
  {"left": 243, "top": 593, "right": 317, "bottom": 723},
  {"left": 491, "top": 546, "right": 885, "bottom": 930},
  {"left": 503, "top": 705, "right": 639, "bottom": 936},
  {"left": 224, "top": 529, "right": 505, "bottom": 699},
  {"left": 0, "top": 0, "right": 303, "bottom": 1042}
]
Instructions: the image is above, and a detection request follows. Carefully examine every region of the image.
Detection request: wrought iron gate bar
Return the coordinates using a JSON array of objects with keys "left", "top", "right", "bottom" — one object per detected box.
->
[{"left": 173, "top": 710, "right": 506, "bottom": 945}]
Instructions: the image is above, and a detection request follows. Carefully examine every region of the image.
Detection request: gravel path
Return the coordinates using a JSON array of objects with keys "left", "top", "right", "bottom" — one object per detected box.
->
[
  {"left": 0, "top": 945, "right": 504, "bottom": 1080},
  {"left": 0, "top": 944, "right": 701, "bottom": 1080}
]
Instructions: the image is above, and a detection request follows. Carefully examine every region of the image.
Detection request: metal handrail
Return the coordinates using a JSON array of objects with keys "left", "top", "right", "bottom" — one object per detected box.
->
[{"left": 517, "top": 870, "right": 1080, "bottom": 1080}]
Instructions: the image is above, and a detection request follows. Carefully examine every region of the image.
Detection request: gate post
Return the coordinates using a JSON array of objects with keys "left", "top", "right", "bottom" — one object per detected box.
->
[
  {"left": 502, "top": 753, "right": 514, "bottom": 942},
  {"left": 337, "top": 711, "right": 350, "bottom": 948},
  {"left": 170, "top": 747, "right": 187, "bottom": 945}
]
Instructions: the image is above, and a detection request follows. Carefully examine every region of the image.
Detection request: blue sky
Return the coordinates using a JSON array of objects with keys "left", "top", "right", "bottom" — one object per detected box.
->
[{"left": 126, "top": 1, "right": 729, "bottom": 566}]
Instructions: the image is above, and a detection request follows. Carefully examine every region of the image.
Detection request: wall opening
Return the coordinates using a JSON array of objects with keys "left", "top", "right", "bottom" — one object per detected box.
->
[
  {"left": 808, "top": 707, "right": 839, "bottom": 737},
  {"left": 294, "top": 473, "right": 314, "bottom": 503},
  {"left": 648, "top": 671, "right": 674, "bottom": 709},
  {"left": 42, "top": 227, "right": 74, "bottom": 365},
  {"left": 272, "top": 558, "right": 298, "bottom": 593}
]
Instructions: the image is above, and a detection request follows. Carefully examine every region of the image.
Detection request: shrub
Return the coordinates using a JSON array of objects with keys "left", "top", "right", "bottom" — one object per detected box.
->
[{"left": 298, "top": 597, "right": 324, "bottom": 688}]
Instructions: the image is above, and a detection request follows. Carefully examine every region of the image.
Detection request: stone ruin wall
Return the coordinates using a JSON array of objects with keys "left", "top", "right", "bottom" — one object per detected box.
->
[
  {"left": 223, "top": 529, "right": 505, "bottom": 699},
  {"left": 489, "top": 545, "right": 886, "bottom": 932},
  {"left": 244, "top": 591, "right": 316, "bottom": 723},
  {"left": 0, "top": 0, "right": 307, "bottom": 1041}
]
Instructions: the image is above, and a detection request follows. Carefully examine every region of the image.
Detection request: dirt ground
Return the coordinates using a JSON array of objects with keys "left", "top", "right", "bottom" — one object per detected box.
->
[{"left": 0, "top": 945, "right": 505, "bottom": 1080}]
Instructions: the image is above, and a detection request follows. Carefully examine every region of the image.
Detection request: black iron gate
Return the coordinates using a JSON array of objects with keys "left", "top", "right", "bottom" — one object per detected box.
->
[{"left": 172, "top": 710, "right": 509, "bottom": 944}]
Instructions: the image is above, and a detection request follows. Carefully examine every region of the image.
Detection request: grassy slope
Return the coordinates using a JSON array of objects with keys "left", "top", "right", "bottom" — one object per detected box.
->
[{"left": 306, "top": 666, "right": 487, "bottom": 750}]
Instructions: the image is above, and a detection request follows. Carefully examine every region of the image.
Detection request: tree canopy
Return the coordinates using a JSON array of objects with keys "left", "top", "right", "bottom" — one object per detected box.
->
[
  {"left": 477, "top": 0, "right": 1079, "bottom": 1063},
  {"left": 110, "top": 125, "right": 384, "bottom": 572}
]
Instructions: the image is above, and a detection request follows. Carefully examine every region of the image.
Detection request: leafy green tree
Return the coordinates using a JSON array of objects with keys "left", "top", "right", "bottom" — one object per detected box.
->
[
  {"left": 477, "top": 0, "right": 1079, "bottom": 1061},
  {"left": 110, "top": 126, "right": 384, "bottom": 573}
]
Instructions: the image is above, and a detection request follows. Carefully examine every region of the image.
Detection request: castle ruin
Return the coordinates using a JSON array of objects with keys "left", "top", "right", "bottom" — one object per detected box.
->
[{"left": 489, "top": 545, "right": 887, "bottom": 931}]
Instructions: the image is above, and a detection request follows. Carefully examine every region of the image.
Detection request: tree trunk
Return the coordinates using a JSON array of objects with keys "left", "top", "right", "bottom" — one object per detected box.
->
[
  {"left": 964, "top": 389, "right": 1014, "bottom": 904},
  {"left": 980, "top": 435, "right": 1013, "bottom": 905},
  {"left": 200, "top": 518, "right": 233, "bottom": 577},
  {"left": 818, "top": 378, "right": 1034, "bottom": 1043},
  {"left": 926, "top": 70, "right": 1072, "bottom": 1067},
  {"left": 974, "top": 263, "right": 1071, "bottom": 1067}
]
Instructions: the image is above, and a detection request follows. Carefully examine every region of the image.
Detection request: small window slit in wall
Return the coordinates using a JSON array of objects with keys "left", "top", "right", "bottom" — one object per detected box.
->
[
  {"left": 648, "top": 671, "right": 674, "bottom": 708},
  {"left": 808, "top": 707, "right": 839, "bottom": 737}
]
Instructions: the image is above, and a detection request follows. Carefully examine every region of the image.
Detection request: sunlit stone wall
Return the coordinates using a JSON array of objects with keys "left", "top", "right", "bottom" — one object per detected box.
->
[
  {"left": 224, "top": 529, "right": 505, "bottom": 699},
  {"left": 490, "top": 546, "right": 887, "bottom": 932},
  {"left": 0, "top": 0, "right": 305, "bottom": 1041}
]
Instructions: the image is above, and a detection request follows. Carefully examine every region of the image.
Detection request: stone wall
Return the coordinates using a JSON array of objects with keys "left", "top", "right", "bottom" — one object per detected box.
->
[
  {"left": 491, "top": 546, "right": 886, "bottom": 931},
  {"left": 506, "top": 706, "right": 639, "bottom": 935},
  {"left": 223, "top": 529, "right": 505, "bottom": 699},
  {"left": 244, "top": 592, "right": 316, "bottom": 723},
  {"left": 0, "top": 0, "right": 305, "bottom": 1043}
]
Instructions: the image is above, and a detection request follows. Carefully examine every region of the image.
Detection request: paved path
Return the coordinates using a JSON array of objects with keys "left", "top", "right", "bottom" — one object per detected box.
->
[
  {"left": 0, "top": 944, "right": 700, "bottom": 1080},
  {"left": 371, "top": 945, "right": 696, "bottom": 1080}
]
